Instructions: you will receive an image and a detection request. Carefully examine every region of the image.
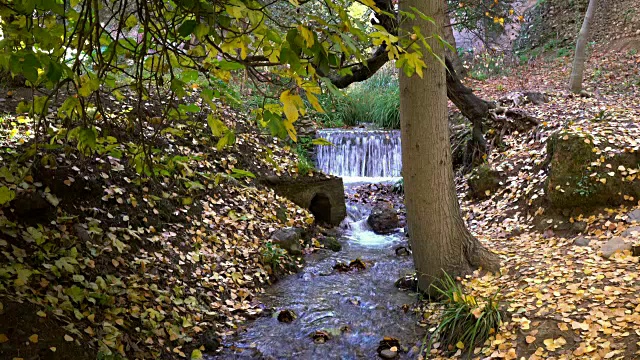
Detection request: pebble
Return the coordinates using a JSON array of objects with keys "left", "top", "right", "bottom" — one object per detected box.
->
[{"left": 379, "top": 349, "right": 398, "bottom": 359}]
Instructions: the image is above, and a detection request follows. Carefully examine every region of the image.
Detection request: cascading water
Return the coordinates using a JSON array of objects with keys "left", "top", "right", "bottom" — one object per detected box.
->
[
  {"left": 316, "top": 129, "right": 402, "bottom": 180},
  {"left": 208, "top": 130, "right": 418, "bottom": 359}
]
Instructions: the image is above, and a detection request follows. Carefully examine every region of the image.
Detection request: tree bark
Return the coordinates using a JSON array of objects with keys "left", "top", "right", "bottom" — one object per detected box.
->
[
  {"left": 569, "top": 0, "right": 598, "bottom": 93},
  {"left": 399, "top": 0, "right": 500, "bottom": 292},
  {"left": 443, "top": 12, "right": 466, "bottom": 77}
]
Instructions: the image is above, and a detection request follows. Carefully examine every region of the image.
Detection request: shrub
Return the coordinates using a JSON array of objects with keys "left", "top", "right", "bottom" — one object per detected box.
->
[
  {"left": 261, "top": 242, "right": 290, "bottom": 273},
  {"left": 429, "top": 273, "right": 502, "bottom": 355}
]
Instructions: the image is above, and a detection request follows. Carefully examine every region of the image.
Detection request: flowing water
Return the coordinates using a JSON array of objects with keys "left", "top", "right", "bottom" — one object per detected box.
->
[
  {"left": 316, "top": 129, "right": 402, "bottom": 182},
  {"left": 210, "top": 197, "right": 423, "bottom": 359},
  {"left": 210, "top": 130, "right": 420, "bottom": 359}
]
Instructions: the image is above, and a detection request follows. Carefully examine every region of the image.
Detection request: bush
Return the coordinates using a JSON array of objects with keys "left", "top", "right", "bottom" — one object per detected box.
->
[
  {"left": 429, "top": 273, "right": 502, "bottom": 355},
  {"left": 261, "top": 242, "right": 290, "bottom": 273}
]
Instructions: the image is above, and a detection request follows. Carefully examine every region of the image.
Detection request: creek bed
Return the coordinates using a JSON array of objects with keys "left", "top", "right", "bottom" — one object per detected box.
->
[{"left": 210, "top": 200, "right": 424, "bottom": 359}]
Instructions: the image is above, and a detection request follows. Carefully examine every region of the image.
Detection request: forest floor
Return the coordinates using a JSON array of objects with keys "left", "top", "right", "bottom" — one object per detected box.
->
[{"left": 423, "top": 48, "right": 640, "bottom": 359}]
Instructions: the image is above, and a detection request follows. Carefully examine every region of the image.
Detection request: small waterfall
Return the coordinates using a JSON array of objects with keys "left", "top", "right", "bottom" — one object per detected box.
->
[{"left": 316, "top": 129, "right": 402, "bottom": 178}]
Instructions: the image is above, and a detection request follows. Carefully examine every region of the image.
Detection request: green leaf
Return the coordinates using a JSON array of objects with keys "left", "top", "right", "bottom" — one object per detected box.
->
[
  {"left": 0, "top": 186, "right": 16, "bottom": 205},
  {"left": 312, "top": 138, "right": 333, "bottom": 146},
  {"left": 216, "top": 131, "right": 236, "bottom": 150},
  {"left": 230, "top": 168, "right": 256, "bottom": 179},
  {"left": 65, "top": 285, "right": 85, "bottom": 303},
  {"left": 178, "top": 20, "right": 197, "bottom": 37},
  {"left": 207, "top": 115, "right": 228, "bottom": 137},
  {"left": 20, "top": 53, "right": 41, "bottom": 83},
  {"left": 217, "top": 61, "right": 245, "bottom": 71},
  {"left": 191, "top": 349, "right": 203, "bottom": 359},
  {"left": 125, "top": 15, "right": 138, "bottom": 28}
]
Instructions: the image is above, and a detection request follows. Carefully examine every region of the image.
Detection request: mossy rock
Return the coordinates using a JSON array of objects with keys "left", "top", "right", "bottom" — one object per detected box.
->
[
  {"left": 319, "top": 236, "right": 342, "bottom": 252},
  {"left": 546, "top": 131, "right": 640, "bottom": 208},
  {"left": 468, "top": 165, "right": 502, "bottom": 199}
]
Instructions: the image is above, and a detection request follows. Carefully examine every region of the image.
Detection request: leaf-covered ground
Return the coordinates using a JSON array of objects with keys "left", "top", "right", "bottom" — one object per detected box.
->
[
  {"left": 0, "top": 91, "right": 325, "bottom": 359},
  {"left": 420, "top": 48, "right": 640, "bottom": 359}
]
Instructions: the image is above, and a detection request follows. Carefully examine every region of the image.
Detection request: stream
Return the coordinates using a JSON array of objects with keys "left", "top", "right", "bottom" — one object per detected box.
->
[
  {"left": 210, "top": 130, "right": 423, "bottom": 359},
  {"left": 211, "top": 200, "right": 424, "bottom": 359}
]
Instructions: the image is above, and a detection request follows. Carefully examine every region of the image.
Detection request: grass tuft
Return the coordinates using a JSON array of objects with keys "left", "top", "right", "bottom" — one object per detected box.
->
[
  {"left": 316, "top": 65, "right": 400, "bottom": 129},
  {"left": 428, "top": 272, "right": 502, "bottom": 355}
]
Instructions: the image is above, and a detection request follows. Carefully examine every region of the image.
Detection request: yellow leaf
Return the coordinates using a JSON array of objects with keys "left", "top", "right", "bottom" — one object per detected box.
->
[
  {"left": 0, "top": 334, "right": 8, "bottom": 343},
  {"left": 306, "top": 93, "right": 324, "bottom": 113},
  {"left": 49, "top": 347, "right": 57, "bottom": 352},
  {"left": 280, "top": 90, "right": 304, "bottom": 123},
  {"left": 298, "top": 25, "right": 314, "bottom": 47},
  {"left": 64, "top": 334, "right": 73, "bottom": 342},
  {"left": 526, "top": 335, "right": 536, "bottom": 344},
  {"left": 29, "top": 334, "right": 38, "bottom": 343},
  {"left": 456, "top": 341, "right": 464, "bottom": 349}
]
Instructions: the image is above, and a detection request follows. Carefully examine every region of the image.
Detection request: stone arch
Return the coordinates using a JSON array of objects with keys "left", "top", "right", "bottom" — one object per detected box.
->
[
  {"left": 260, "top": 176, "right": 346, "bottom": 226},
  {"left": 309, "top": 192, "right": 332, "bottom": 224}
]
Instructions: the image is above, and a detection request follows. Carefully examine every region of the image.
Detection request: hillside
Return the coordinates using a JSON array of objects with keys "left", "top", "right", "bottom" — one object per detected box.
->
[
  {"left": 0, "top": 88, "right": 327, "bottom": 359},
  {"left": 517, "top": 0, "right": 640, "bottom": 55}
]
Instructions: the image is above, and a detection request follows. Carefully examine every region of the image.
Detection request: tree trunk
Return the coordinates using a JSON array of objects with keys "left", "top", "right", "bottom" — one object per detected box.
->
[
  {"left": 443, "top": 13, "right": 466, "bottom": 77},
  {"left": 399, "top": 0, "right": 500, "bottom": 292},
  {"left": 569, "top": 0, "right": 598, "bottom": 93}
]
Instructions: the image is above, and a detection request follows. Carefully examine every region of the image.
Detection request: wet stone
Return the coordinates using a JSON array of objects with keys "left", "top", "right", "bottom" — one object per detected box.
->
[
  {"left": 277, "top": 309, "right": 297, "bottom": 323},
  {"left": 379, "top": 348, "right": 398, "bottom": 359}
]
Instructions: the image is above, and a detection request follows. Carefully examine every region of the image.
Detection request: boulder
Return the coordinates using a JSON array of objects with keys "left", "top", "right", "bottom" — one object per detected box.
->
[
  {"left": 319, "top": 236, "right": 342, "bottom": 252},
  {"left": 600, "top": 237, "right": 632, "bottom": 259},
  {"left": 573, "top": 236, "right": 592, "bottom": 247},
  {"left": 367, "top": 202, "right": 400, "bottom": 234},
  {"left": 270, "top": 227, "right": 305, "bottom": 255},
  {"left": 468, "top": 165, "right": 502, "bottom": 199},
  {"left": 546, "top": 131, "right": 640, "bottom": 209}
]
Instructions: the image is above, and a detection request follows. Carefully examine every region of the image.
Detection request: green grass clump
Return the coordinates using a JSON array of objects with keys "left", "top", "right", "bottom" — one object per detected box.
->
[
  {"left": 429, "top": 273, "right": 502, "bottom": 355},
  {"left": 316, "top": 65, "right": 400, "bottom": 129}
]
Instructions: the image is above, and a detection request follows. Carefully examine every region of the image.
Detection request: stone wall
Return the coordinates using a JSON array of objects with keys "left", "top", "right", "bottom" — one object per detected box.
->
[{"left": 261, "top": 176, "right": 347, "bottom": 226}]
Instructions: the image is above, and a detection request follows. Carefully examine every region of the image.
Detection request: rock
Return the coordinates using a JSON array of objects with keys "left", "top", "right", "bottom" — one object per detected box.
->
[
  {"left": 73, "top": 223, "right": 92, "bottom": 242},
  {"left": 600, "top": 237, "right": 632, "bottom": 259},
  {"left": 395, "top": 275, "right": 417, "bottom": 291},
  {"left": 321, "top": 227, "right": 341, "bottom": 238},
  {"left": 622, "top": 226, "right": 640, "bottom": 238},
  {"left": 546, "top": 131, "right": 640, "bottom": 208},
  {"left": 277, "top": 309, "right": 297, "bottom": 323},
  {"left": 201, "top": 330, "right": 221, "bottom": 351},
  {"left": 367, "top": 202, "right": 400, "bottom": 234},
  {"left": 626, "top": 209, "right": 640, "bottom": 223},
  {"left": 573, "top": 236, "right": 592, "bottom": 247},
  {"left": 319, "top": 236, "right": 341, "bottom": 252},
  {"left": 310, "top": 330, "right": 331, "bottom": 344},
  {"left": 394, "top": 246, "right": 411, "bottom": 256},
  {"left": 468, "top": 165, "right": 502, "bottom": 199},
  {"left": 379, "top": 349, "right": 398, "bottom": 359},
  {"left": 270, "top": 227, "right": 304, "bottom": 255}
]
